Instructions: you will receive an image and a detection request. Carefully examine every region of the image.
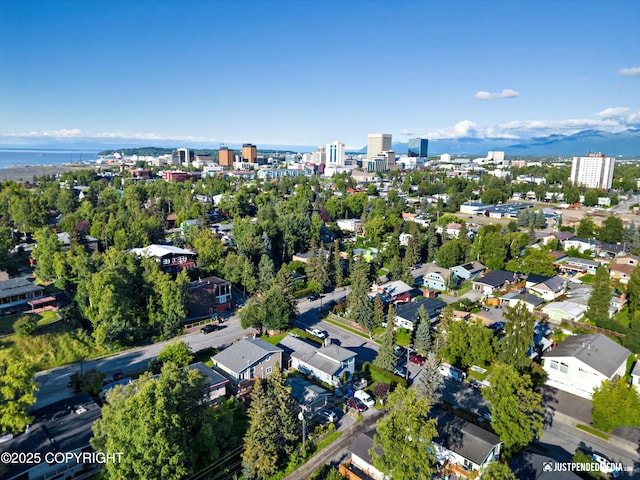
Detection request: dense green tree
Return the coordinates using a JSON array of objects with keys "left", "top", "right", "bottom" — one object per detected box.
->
[
  {"left": 92, "top": 363, "right": 234, "bottom": 480},
  {"left": 435, "top": 239, "right": 465, "bottom": 268},
  {"left": 143, "top": 262, "right": 189, "bottom": 340},
  {"left": 482, "top": 461, "right": 517, "bottom": 479},
  {"left": 500, "top": 302, "right": 536, "bottom": 372},
  {"left": 306, "top": 245, "right": 330, "bottom": 292},
  {"left": 507, "top": 247, "right": 557, "bottom": 276},
  {"left": 375, "top": 305, "right": 398, "bottom": 372},
  {"left": 239, "top": 295, "right": 268, "bottom": 335},
  {"left": 591, "top": 379, "right": 640, "bottom": 432},
  {"left": 598, "top": 216, "right": 625, "bottom": 243},
  {"left": 586, "top": 266, "right": 612, "bottom": 326},
  {"left": 405, "top": 234, "right": 422, "bottom": 267},
  {"left": 473, "top": 230, "right": 507, "bottom": 270},
  {"left": 9, "top": 192, "right": 47, "bottom": 234},
  {"left": 31, "top": 227, "right": 63, "bottom": 282},
  {"left": 576, "top": 217, "right": 597, "bottom": 239},
  {"left": 347, "top": 260, "right": 374, "bottom": 332},
  {"left": 583, "top": 189, "right": 599, "bottom": 207},
  {"left": 373, "top": 294, "right": 385, "bottom": 332},
  {"left": 623, "top": 311, "right": 640, "bottom": 353},
  {"left": 416, "top": 352, "right": 443, "bottom": 405},
  {"left": 413, "top": 306, "right": 432, "bottom": 356},
  {"left": 190, "top": 228, "right": 223, "bottom": 273},
  {"left": 156, "top": 340, "right": 193, "bottom": 367},
  {"left": 13, "top": 314, "right": 38, "bottom": 337},
  {"left": 0, "top": 349, "right": 37, "bottom": 433},
  {"left": 628, "top": 266, "right": 640, "bottom": 317},
  {"left": 371, "top": 385, "right": 437, "bottom": 479},
  {"left": 333, "top": 243, "right": 345, "bottom": 287},
  {"left": 444, "top": 318, "right": 495, "bottom": 368},
  {"left": 482, "top": 363, "right": 544, "bottom": 456}
]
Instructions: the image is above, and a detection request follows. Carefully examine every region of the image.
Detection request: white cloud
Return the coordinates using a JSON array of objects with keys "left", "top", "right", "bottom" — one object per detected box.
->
[
  {"left": 619, "top": 67, "right": 640, "bottom": 76},
  {"left": 597, "top": 107, "right": 630, "bottom": 118},
  {"left": 475, "top": 89, "right": 520, "bottom": 100},
  {"left": 5, "top": 129, "right": 213, "bottom": 143}
]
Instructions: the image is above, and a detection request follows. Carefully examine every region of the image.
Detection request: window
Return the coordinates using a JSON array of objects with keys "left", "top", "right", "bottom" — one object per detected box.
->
[
  {"left": 559, "top": 362, "right": 569, "bottom": 374},
  {"left": 265, "top": 366, "right": 272, "bottom": 375},
  {"left": 549, "top": 360, "right": 559, "bottom": 370}
]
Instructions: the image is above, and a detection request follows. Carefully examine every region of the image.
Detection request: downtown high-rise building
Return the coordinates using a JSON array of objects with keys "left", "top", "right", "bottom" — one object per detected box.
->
[
  {"left": 367, "top": 133, "right": 392, "bottom": 159},
  {"left": 407, "top": 138, "right": 428, "bottom": 157},
  {"left": 326, "top": 141, "right": 345, "bottom": 166},
  {"left": 242, "top": 144, "right": 257, "bottom": 163},
  {"left": 219, "top": 146, "right": 235, "bottom": 166},
  {"left": 569, "top": 153, "right": 615, "bottom": 189}
]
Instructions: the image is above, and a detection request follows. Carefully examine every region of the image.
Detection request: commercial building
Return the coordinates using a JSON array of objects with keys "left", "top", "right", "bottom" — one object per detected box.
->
[
  {"left": 242, "top": 143, "right": 257, "bottom": 163},
  {"left": 326, "top": 141, "right": 345, "bottom": 167},
  {"left": 407, "top": 137, "right": 428, "bottom": 157},
  {"left": 172, "top": 148, "right": 194, "bottom": 166},
  {"left": 367, "top": 133, "right": 392, "bottom": 159},
  {"left": 218, "top": 147, "right": 235, "bottom": 166},
  {"left": 569, "top": 153, "right": 615, "bottom": 189}
]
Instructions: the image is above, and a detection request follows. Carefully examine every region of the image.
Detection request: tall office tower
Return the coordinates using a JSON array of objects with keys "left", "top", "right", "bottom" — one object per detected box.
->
[
  {"left": 407, "top": 138, "right": 429, "bottom": 157},
  {"left": 219, "top": 146, "right": 235, "bottom": 166},
  {"left": 569, "top": 153, "right": 615, "bottom": 189},
  {"left": 326, "top": 141, "right": 346, "bottom": 166},
  {"left": 173, "top": 148, "right": 194, "bottom": 166},
  {"left": 242, "top": 144, "right": 257, "bottom": 163},
  {"left": 367, "top": 133, "right": 392, "bottom": 159}
]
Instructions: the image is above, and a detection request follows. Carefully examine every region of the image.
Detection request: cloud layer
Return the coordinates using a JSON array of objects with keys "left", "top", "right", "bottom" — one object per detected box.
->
[
  {"left": 475, "top": 89, "right": 520, "bottom": 100},
  {"left": 619, "top": 67, "right": 640, "bottom": 76}
]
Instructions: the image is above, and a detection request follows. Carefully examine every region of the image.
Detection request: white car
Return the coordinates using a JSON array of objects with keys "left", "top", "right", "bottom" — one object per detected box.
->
[
  {"left": 317, "top": 409, "right": 337, "bottom": 423},
  {"left": 305, "top": 327, "right": 327, "bottom": 339}
]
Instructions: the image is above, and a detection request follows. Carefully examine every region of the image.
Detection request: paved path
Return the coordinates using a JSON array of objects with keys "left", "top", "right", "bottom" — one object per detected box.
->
[{"left": 284, "top": 409, "right": 384, "bottom": 480}]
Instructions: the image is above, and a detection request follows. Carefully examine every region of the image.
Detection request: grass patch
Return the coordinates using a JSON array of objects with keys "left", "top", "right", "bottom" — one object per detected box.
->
[
  {"left": 262, "top": 332, "right": 288, "bottom": 345},
  {"left": 312, "top": 429, "right": 342, "bottom": 454},
  {"left": 0, "top": 313, "right": 21, "bottom": 334},
  {"left": 192, "top": 347, "right": 217, "bottom": 367},
  {"left": 324, "top": 316, "right": 377, "bottom": 342},
  {"left": 576, "top": 424, "right": 609, "bottom": 440},
  {"left": 466, "top": 364, "right": 493, "bottom": 381},
  {"left": 614, "top": 308, "right": 630, "bottom": 329},
  {"left": 36, "top": 310, "right": 59, "bottom": 326},
  {"left": 454, "top": 282, "right": 473, "bottom": 297},
  {"left": 579, "top": 274, "right": 594, "bottom": 284},
  {"left": 396, "top": 329, "right": 412, "bottom": 347}
]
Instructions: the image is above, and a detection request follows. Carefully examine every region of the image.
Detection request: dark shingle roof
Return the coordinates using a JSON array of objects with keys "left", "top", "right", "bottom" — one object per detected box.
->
[
  {"left": 430, "top": 407, "right": 501, "bottom": 465},
  {"left": 348, "top": 430, "right": 382, "bottom": 465},
  {"left": 474, "top": 270, "right": 517, "bottom": 288},
  {"left": 396, "top": 297, "right": 447, "bottom": 324},
  {"left": 212, "top": 338, "right": 283, "bottom": 374},
  {"left": 543, "top": 334, "right": 631, "bottom": 378}
]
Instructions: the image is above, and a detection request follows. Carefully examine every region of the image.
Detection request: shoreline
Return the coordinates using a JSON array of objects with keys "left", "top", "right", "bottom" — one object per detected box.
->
[{"left": 0, "top": 164, "right": 105, "bottom": 182}]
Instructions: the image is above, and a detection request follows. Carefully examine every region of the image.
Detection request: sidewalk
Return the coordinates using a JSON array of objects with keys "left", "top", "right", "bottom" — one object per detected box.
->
[{"left": 284, "top": 408, "right": 384, "bottom": 480}]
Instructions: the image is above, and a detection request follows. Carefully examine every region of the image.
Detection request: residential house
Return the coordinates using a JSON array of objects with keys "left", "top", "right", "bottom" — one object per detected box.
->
[
  {"left": 430, "top": 407, "right": 502, "bottom": 479},
  {"left": 564, "top": 237, "right": 600, "bottom": 254},
  {"left": 542, "top": 333, "right": 631, "bottom": 399},
  {"left": 369, "top": 280, "right": 414, "bottom": 304},
  {"left": 524, "top": 274, "right": 552, "bottom": 289},
  {"left": 541, "top": 301, "right": 586, "bottom": 323},
  {"left": 337, "top": 218, "right": 363, "bottom": 233},
  {"left": 212, "top": 337, "right": 284, "bottom": 384},
  {"left": 0, "top": 394, "right": 102, "bottom": 480},
  {"left": 451, "top": 261, "right": 486, "bottom": 281},
  {"left": 472, "top": 270, "right": 518, "bottom": 296},
  {"left": 0, "top": 277, "right": 45, "bottom": 316},
  {"left": 421, "top": 264, "right": 452, "bottom": 291},
  {"left": 631, "top": 361, "right": 640, "bottom": 394},
  {"left": 436, "top": 222, "right": 463, "bottom": 239},
  {"left": 286, "top": 377, "right": 332, "bottom": 412},
  {"left": 500, "top": 292, "right": 544, "bottom": 312},
  {"left": 339, "top": 429, "right": 385, "bottom": 480},
  {"left": 548, "top": 250, "right": 568, "bottom": 263},
  {"left": 57, "top": 231, "right": 100, "bottom": 252},
  {"left": 550, "top": 231, "right": 575, "bottom": 244},
  {"left": 615, "top": 254, "right": 639, "bottom": 267},
  {"left": 597, "top": 242, "right": 629, "bottom": 259},
  {"left": 559, "top": 257, "right": 600, "bottom": 276},
  {"left": 394, "top": 297, "right": 447, "bottom": 330},
  {"left": 278, "top": 335, "right": 356, "bottom": 387},
  {"left": 528, "top": 276, "right": 567, "bottom": 301},
  {"left": 188, "top": 362, "right": 229, "bottom": 403},
  {"left": 130, "top": 244, "right": 197, "bottom": 273},
  {"left": 186, "top": 276, "right": 233, "bottom": 318},
  {"left": 610, "top": 263, "right": 634, "bottom": 285}
]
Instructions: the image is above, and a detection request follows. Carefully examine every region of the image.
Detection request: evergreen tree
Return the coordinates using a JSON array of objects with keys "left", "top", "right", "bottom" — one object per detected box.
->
[
  {"left": 242, "top": 380, "right": 280, "bottom": 478},
  {"left": 416, "top": 352, "right": 443, "bottom": 404},
  {"left": 598, "top": 216, "right": 625, "bottom": 243},
  {"left": 628, "top": 266, "right": 640, "bottom": 317},
  {"left": 257, "top": 254, "right": 275, "bottom": 292},
  {"left": 375, "top": 305, "right": 398, "bottom": 372},
  {"left": 333, "top": 243, "right": 345, "bottom": 287},
  {"left": 413, "top": 306, "right": 432, "bottom": 356},
  {"left": 586, "top": 266, "right": 611, "bottom": 326},
  {"left": 527, "top": 224, "right": 537, "bottom": 245},
  {"left": 624, "top": 311, "right": 640, "bottom": 354},
  {"left": 534, "top": 210, "right": 546, "bottom": 229},
  {"left": 373, "top": 294, "right": 385, "bottom": 331},
  {"left": 306, "top": 242, "right": 330, "bottom": 292},
  {"left": 426, "top": 224, "right": 440, "bottom": 262},
  {"left": 347, "top": 260, "right": 374, "bottom": 332},
  {"left": 500, "top": 302, "right": 535, "bottom": 372},
  {"left": 405, "top": 234, "right": 422, "bottom": 267}
]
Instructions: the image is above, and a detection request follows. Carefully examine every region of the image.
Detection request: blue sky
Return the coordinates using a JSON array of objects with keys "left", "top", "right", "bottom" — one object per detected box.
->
[{"left": 0, "top": 0, "right": 638, "bottom": 150}]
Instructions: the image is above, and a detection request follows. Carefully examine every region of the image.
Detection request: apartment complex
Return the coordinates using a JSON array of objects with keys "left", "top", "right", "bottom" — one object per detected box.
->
[
  {"left": 408, "top": 137, "right": 428, "bottom": 157},
  {"left": 326, "top": 141, "right": 346, "bottom": 167},
  {"left": 218, "top": 146, "right": 235, "bottom": 166},
  {"left": 569, "top": 153, "right": 615, "bottom": 189},
  {"left": 367, "top": 133, "right": 392, "bottom": 159},
  {"left": 242, "top": 143, "right": 257, "bottom": 163}
]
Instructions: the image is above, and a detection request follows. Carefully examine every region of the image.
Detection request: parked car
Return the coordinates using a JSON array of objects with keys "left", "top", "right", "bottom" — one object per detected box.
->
[
  {"left": 305, "top": 327, "right": 327, "bottom": 339},
  {"left": 201, "top": 324, "right": 217, "bottom": 334},
  {"left": 393, "top": 365, "right": 407, "bottom": 378},
  {"left": 346, "top": 396, "right": 367, "bottom": 412},
  {"left": 409, "top": 353, "right": 425, "bottom": 366},
  {"left": 317, "top": 409, "right": 337, "bottom": 423},
  {"left": 591, "top": 453, "right": 620, "bottom": 478},
  {"left": 308, "top": 294, "right": 321, "bottom": 301},
  {"left": 478, "top": 406, "right": 492, "bottom": 421},
  {"left": 354, "top": 389, "right": 375, "bottom": 408}
]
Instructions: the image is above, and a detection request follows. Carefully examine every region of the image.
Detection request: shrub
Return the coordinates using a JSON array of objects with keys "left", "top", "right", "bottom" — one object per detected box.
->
[{"left": 13, "top": 314, "right": 38, "bottom": 337}]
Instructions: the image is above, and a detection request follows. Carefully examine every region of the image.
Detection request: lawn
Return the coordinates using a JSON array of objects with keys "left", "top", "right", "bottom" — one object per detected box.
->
[
  {"left": 395, "top": 329, "right": 412, "bottom": 347},
  {"left": 0, "top": 310, "right": 59, "bottom": 335},
  {"left": 466, "top": 363, "right": 494, "bottom": 381}
]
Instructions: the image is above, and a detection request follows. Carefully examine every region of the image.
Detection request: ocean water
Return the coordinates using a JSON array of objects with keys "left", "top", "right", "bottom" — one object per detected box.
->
[{"left": 0, "top": 149, "right": 100, "bottom": 168}]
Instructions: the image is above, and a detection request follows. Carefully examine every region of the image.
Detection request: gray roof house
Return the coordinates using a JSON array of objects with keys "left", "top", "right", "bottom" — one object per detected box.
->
[
  {"left": 212, "top": 337, "right": 284, "bottom": 383},
  {"left": 500, "top": 292, "right": 545, "bottom": 312},
  {"left": 528, "top": 275, "right": 566, "bottom": 301},
  {"left": 430, "top": 407, "right": 502, "bottom": 478},
  {"left": 0, "top": 394, "right": 102, "bottom": 480},
  {"left": 286, "top": 377, "right": 332, "bottom": 412},
  {"left": 188, "top": 362, "right": 229, "bottom": 403},
  {"left": 472, "top": 270, "right": 518, "bottom": 295},
  {"left": 559, "top": 257, "right": 601, "bottom": 275},
  {"left": 542, "top": 333, "right": 631, "bottom": 399},
  {"left": 421, "top": 263, "right": 452, "bottom": 291},
  {"left": 339, "top": 429, "right": 385, "bottom": 480},
  {"left": 0, "top": 277, "right": 45, "bottom": 315},
  {"left": 279, "top": 334, "right": 356, "bottom": 387},
  {"left": 451, "top": 261, "right": 486, "bottom": 281},
  {"left": 395, "top": 297, "right": 447, "bottom": 330}
]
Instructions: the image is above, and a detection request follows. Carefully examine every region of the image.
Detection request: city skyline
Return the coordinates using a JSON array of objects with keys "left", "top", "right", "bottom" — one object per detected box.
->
[{"left": 0, "top": 0, "right": 639, "bottom": 150}]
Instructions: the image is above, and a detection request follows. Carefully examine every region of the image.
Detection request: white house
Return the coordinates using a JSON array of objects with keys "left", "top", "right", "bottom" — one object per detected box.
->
[
  {"left": 451, "top": 261, "right": 486, "bottom": 281},
  {"left": 340, "top": 430, "right": 386, "bottom": 480},
  {"left": 528, "top": 276, "right": 567, "bottom": 301},
  {"left": 541, "top": 301, "right": 586, "bottom": 323},
  {"left": 430, "top": 407, "right": 502, "bottom": 479},
  {"left": 563, "top": 238, "right": 600, "bottom": 254},
  {"left": 278, "top": 335, "right": 356, "bottom": 387},
  {"left": 631, "top": 362, "right": 640, "bottom": 395},
  {"left": 499, "top": 292, "right": 544, "bottom": 312},
  {"left": 542, "top": 334, "right": 631, "bottom": 399},
  {"left": 336, "top": 218, "right": 362, "bottom": 233}
]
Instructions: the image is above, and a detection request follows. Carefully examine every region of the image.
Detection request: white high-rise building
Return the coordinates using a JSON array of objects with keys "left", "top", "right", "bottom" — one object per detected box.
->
[
  {"left": 326, "top": 141, "right": 345, "bottom": 166},
  {"left": 367, "top": 133, "right": 392, "bottom": 159},
  {"left": 570, "top": 153, "right": 615, "bottom": 189}
]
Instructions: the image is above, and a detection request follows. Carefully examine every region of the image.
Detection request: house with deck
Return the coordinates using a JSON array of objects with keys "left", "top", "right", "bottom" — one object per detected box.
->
[{"left": 212, "top": 337, "right": 284, "bottom": 384}]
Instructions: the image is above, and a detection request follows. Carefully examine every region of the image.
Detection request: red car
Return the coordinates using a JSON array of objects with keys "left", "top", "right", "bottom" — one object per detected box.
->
[
  {"left": 346, "top": 396, "right": 367, "bottom": 412},
  {"left": 409, "top": 353, "right": 425, "bottom": 366}
]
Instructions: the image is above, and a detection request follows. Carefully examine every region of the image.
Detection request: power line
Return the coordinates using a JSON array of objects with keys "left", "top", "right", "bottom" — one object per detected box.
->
[{"left": 185, "top": 445, "right": 244, "bottom": 480}]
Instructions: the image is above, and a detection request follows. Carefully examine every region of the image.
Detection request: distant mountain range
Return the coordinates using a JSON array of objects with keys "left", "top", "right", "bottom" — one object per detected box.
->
[
  {"left": 355, "top": 129, "right": 640, "bottom": 157},
  {"left": 2, "top": 128, "right": 639, "bottom": 157}
]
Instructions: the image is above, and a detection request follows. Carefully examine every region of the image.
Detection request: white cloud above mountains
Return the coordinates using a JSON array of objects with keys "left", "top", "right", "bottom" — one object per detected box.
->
[
  {"left": 619, "top": 67, "right": 640, "bottom": 76},
  {"left": 475, "top": 89, "right": 520, "bottom": 100}
]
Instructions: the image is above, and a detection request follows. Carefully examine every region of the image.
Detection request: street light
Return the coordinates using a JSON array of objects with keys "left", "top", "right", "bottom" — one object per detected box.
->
[{"left": 298, "top": 406, "right": 308, "bottom": 449}]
